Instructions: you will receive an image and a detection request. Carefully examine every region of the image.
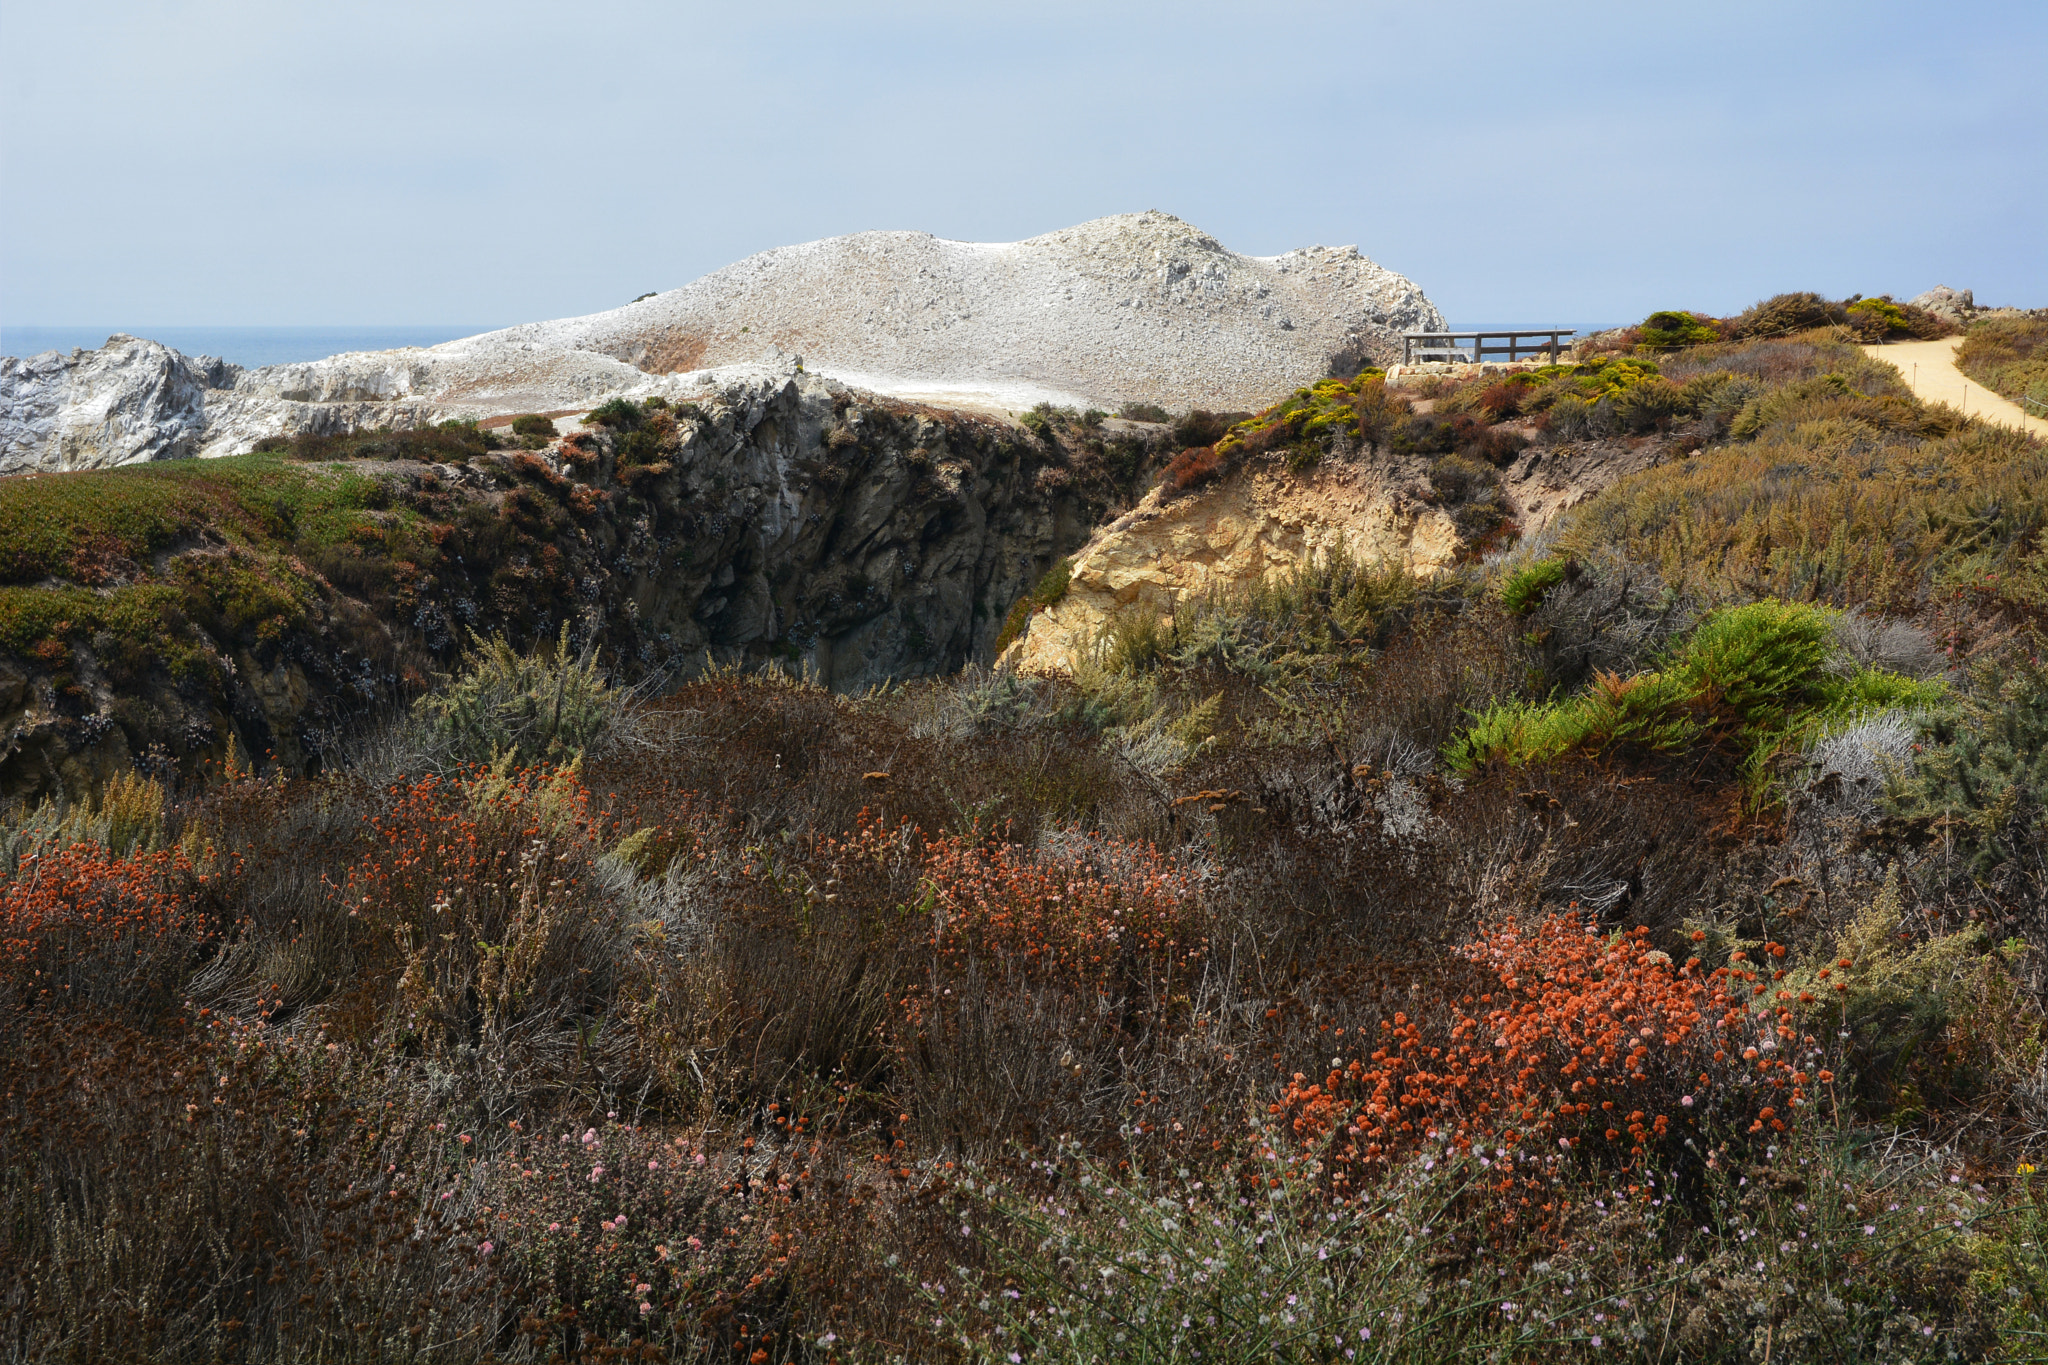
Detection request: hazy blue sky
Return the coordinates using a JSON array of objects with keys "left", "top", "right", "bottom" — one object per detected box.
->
[{"left": 3, "top": 0, "right": 2042, "bottom": 328}]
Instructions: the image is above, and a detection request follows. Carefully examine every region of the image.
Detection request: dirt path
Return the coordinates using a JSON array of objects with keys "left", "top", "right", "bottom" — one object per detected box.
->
[{"left": 1861, "top": 336, "right": 2048, "bottom": 439}]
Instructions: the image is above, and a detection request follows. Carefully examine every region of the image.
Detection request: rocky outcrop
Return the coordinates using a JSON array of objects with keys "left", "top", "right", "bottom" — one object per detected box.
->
[
  {"left": 1002, "top": 463, "right": 1462, "bottom": 675},
  {"left": 998, "top": 423, "right": 1678, "bottom": 677},
  {"left": 501, "top": 211, "right": 1444, "bottom": 412},
  {"left": 0, "top": 214, "right": 1442, "bottom": 473},
  {"left": 1908, "top": 286, "right": 1976, "bottom": 326},
  {"left": 0, "top": 360, "right": 1152, "bottom": 806},
  {"left": 0, "top": 335, "right": 232, "bottom": 473}
]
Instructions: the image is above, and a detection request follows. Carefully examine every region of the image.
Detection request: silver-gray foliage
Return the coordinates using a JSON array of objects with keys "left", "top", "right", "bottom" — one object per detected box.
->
[{"left": 1795, "top": 709, "right": 1919, "bottom": 833}]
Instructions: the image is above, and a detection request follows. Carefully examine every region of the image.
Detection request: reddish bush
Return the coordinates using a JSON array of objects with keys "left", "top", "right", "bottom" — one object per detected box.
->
[
  {"left": 1237, "top": 410, "right": 1311, "bottom": 455},
  {"left": 1477, "top": 381, "right": 1526, "bottom": 421},
  {"left": 511, "top": 450, "right": 568, "bottom": 489},
  {"left": 1461, "top": 424, "right": 1530, "bottom": 466},
  {"left": 1278, "top": 915, "right": 1813, "bottom": 1212},
  {"left": 559, "top": 431, "right": 600, "bottom": 469},
  {"left": 328, "top": 765, "right": 627, "bottom": 1053},
  {"left": 1162, "top": 445, "right": 1225, "bottom": 491},
  {"left": 1, "top": 841, "right": 209, "bottom": 1011},
  {"left": 920, "top": 826, "right": 1204, "bottom": 999}
]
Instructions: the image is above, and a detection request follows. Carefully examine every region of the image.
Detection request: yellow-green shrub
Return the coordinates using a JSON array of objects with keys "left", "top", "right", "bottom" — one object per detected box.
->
[{"left": 1446, "top": 600, "right": 1943, "bottom": 799}]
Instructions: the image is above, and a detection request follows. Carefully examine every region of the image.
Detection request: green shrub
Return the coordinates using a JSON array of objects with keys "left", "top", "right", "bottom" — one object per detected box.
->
[
  {"left": 583, "top": 397, "right": 644, "bottom": 431},
  {"left": 1888, "top": 653, "right": 2048, "bottom": 932},
  {"left": 1527, "top": 357, "right": 1682, "bottom": 442},
  {"left": 1020, "top": 402, "right": 1074, "bottom": 439},
  {"left": 615, "top": 411, "right": 679, "bottom": 468},
  {"left": 1118, "top": 401, "right": 1170, "bottom": 423},
  {"left": 1098, "top": 610, "right": 1171, "bottom": 673},
  {"left": 1489, "top": 550, "right": 1698, "bottom": 704},
  {"left": 509, "top": 414, "right": 558, "bottom": 438},
  {"left": 1165, "top": 548, "right": 1423, "bottom": 680},
  {"left": 1637, "top": 309, "right": 1721, "bottom": 349},
  {"left": 1548, "top": 365, "right": 2042, "bottom": 614},
  {"left": 1773, "top": 869, "right": 2036, "bottom": 1110},
  {"left": 1848, "top": 296, "right": 1913, "bottom": 339},
  {"left": 0, "top": 771, "right": 166, "bottom": 874},
  {"left": 1726, "top": 370, "right": 1921, "bottom": 442},
  {"left": 1843, "top": 296, "right": 1954, "bottom": 342},
  {"left": 1610, "top": 376, "right": 1692, "bottom": 432},
  {"left": 253, "top": 420, "right": 502, "bottom": 463},
  {"left": 1428, "top": 454, "right": 1509, "bottom": 540},
  {"left": 1446, "top": 667, "right": 1702, "bottom": 772},
  {"left": 1213, "top": 372, "right": 1387, "bottom": 461},
  {"left": 992, "top": 557, "right": 1074, "bottom": 654},
  {"left": 413, "top": 623, "right": 619, "bottom": 767},
  {"left": 1730, "top": 292, "right": 1848, "bottom": 339},
  {"left": 1447, "top": 599, "right": 1944, "bottom": 800},
  {"left": 1352, "top": 375, "right": 1405, "bottom": 446},
  {"left": 1500, "top": 556, "right": 1569, "bottom": 615}
]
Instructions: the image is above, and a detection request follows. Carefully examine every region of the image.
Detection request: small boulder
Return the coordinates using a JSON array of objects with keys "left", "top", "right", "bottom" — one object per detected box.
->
[{"left": 1908, "top": 286, "right": 1976, "bottom": 325}]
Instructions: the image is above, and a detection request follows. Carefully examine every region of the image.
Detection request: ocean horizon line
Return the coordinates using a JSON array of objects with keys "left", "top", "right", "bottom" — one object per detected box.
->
[{"left": 1, "top": 324, "right": 509, "bottom": 370}]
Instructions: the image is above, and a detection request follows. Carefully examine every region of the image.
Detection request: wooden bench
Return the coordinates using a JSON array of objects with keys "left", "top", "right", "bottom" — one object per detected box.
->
[{"left": 1401, "top": 330, "right": 1575, "bottom": 366}]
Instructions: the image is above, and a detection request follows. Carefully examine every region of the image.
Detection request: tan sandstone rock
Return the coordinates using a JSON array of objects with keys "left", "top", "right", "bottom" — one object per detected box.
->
[{"left": 1001, "top": 462, "right": 1461, "bottom": 675}]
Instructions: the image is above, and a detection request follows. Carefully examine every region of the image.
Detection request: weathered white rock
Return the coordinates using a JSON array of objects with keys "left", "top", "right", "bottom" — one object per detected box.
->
[
  {"left": 0, "top": 213, "right": 1442, "bottom": 472},
  {"left": 1909, "top": 285, "right": 1975, "bottom": 324},
  {"left": 0, "top": 335, "right": 231, "bottom": 474},
  {"left": 500, "top": 210, "right": 1444, "bottom": 412}
]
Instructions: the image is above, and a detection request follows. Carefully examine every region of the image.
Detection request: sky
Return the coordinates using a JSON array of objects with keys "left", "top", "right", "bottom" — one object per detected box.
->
[{"left": 2, "top": 0, "right": 2043, "bottom": 329}]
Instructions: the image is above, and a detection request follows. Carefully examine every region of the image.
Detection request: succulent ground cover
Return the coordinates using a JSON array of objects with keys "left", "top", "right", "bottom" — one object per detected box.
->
[{"left": 5, "top": 319, "right": 2048, "bottom": 1362}]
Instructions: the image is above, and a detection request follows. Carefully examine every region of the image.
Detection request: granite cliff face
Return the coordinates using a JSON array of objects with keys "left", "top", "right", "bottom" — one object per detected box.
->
[
  {"left": 0, "top": 213, "right": 1442, "bottom": 473},
  {"left": 0, "top": 361, "right": 1149, "bottom": 805}
]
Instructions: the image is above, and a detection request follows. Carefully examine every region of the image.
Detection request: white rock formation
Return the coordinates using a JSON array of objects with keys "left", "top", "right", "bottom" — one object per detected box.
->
[
  {"left": 495, "top": 210, "right": 1443, "bottom": 412},
  {"left": 1908, "top": 286, "right": 1975, "bottom": 324},
  {"left": 1, "top": 212, "right": 1442, "bottom": 473},
  {"left": 0, "top": 336, "right": 226, "bottom": 473}
]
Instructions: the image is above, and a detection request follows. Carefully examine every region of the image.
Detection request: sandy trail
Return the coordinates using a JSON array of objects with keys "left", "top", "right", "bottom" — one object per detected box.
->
[{"left": 1860, "top": 336, "right": 2048, "bottom": 439}]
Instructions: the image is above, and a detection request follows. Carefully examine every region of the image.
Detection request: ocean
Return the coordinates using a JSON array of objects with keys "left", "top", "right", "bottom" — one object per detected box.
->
[
  {"left": 0, "top": 325, "right": 505, "bottom": 370},
  {"left": 1445, "top": 323, "right": 1621, "bottom": 338}
]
